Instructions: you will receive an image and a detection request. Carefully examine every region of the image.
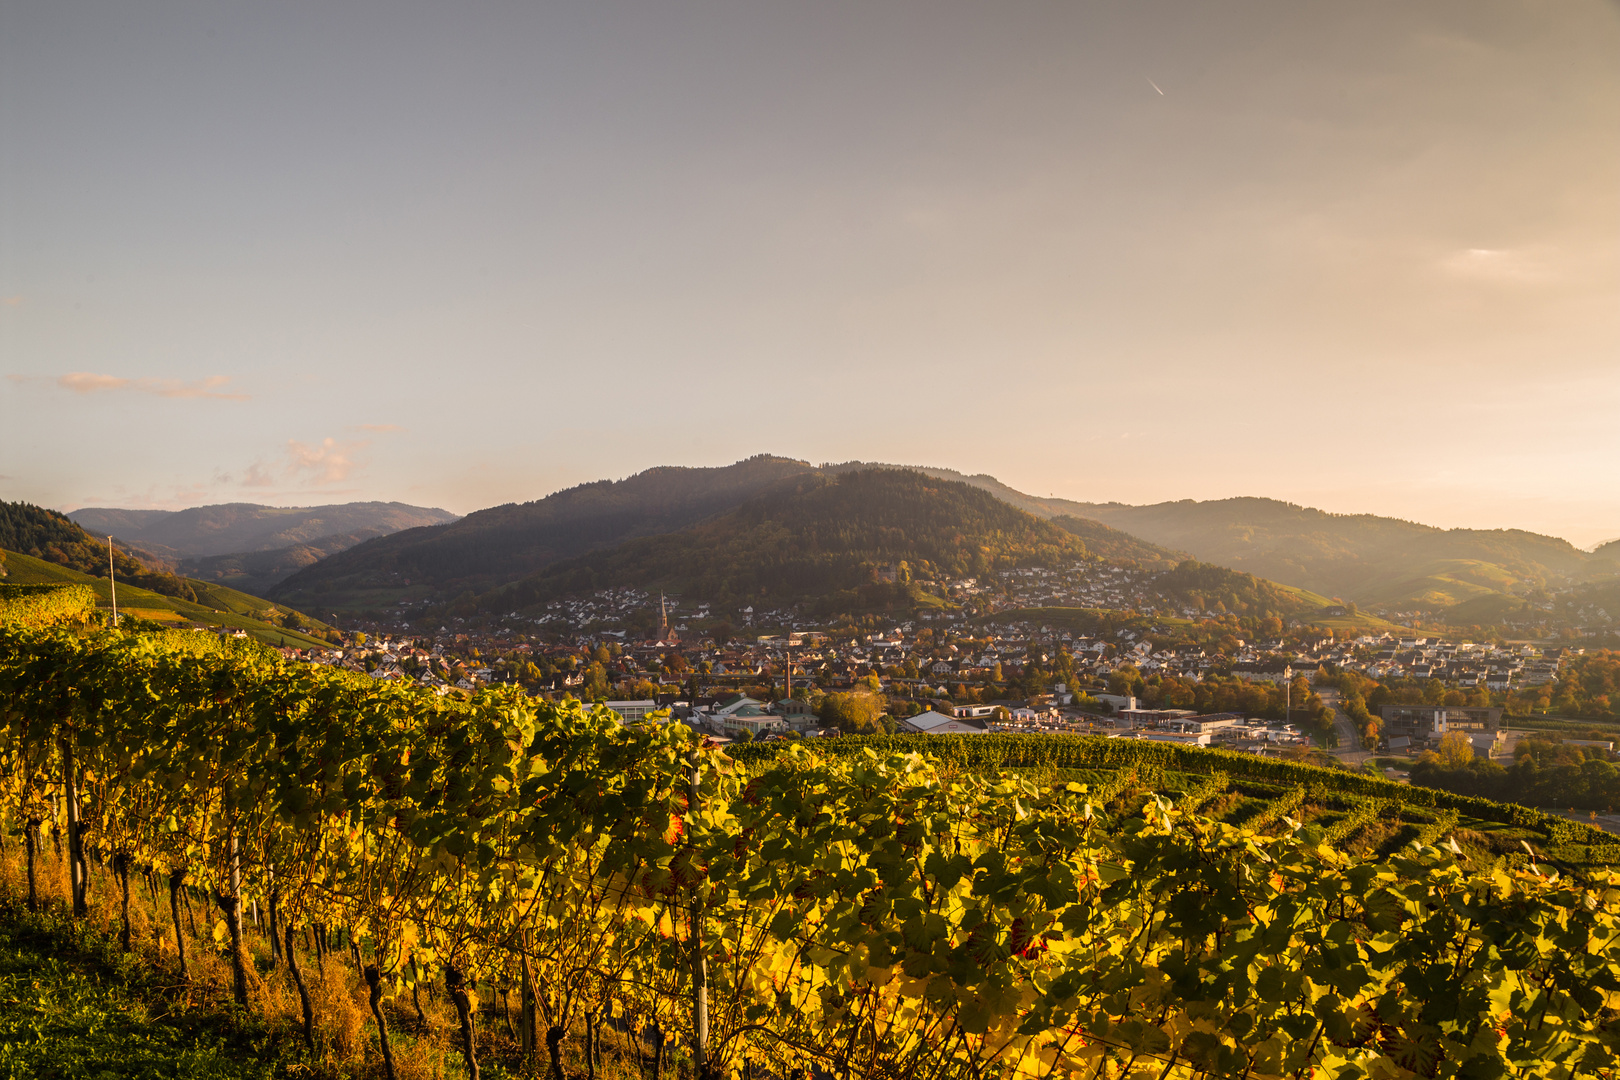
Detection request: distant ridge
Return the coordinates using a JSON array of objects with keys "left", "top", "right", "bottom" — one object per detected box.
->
[
  {"left": 69, "top": 501, "right": 458, "bottom": 559},
  {"left": 1049, "top": 496, "right": 1613, "bottom": 611}
]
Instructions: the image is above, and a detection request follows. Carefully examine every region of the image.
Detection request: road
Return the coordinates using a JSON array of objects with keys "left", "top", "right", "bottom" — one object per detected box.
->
[{"left": 1317, "top": 688, "right": 1375, "bottom": 769}]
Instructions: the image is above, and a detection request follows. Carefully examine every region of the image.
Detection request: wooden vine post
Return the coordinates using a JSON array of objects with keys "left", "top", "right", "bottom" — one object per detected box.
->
[
  {"left": 688, "top": 749, "right": 711, "bottom": 1080},
  {"left": 63, "top": 732, "right": 88, "bottom": 917}
]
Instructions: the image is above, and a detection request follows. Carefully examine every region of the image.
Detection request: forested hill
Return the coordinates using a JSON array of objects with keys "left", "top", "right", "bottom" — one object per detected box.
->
[
  {"left": 1057, "top": 496, "right": 1609, "bottom": 610},
  {"left": 270, "top": 455, "right": 820, "bottom": 610},
  {"left": 69, "top": 500, "right": 457, "bottom": 560},
  {"left": 1048, "top": 515, "right": 1185, "bottom": 568},
  {"left": 0, "top": 501, "right": 202, "bottom": 602},
  {"left": 478, "top": 469, "right": 1091, "bottom": 615}
]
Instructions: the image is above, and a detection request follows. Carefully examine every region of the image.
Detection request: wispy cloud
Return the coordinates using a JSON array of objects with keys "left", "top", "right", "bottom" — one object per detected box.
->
[
  {"left": 1440, "top": 248, "right": 1551, "bottom": 284},
  {"left": 240, "top": 462, "right": 277, "bottom": 488},
  {"left": 213, "top": 436, "right": 372, "bottom": 493},
  {"left": 8, "top": 372, "right": 251, "bottom": 400},
  {"left": 287, "top": 437, "right": 367, "bottom": 485}
]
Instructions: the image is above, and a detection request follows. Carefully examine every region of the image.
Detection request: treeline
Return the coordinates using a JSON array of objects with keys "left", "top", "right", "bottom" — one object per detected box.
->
[
  {"left": 1315, "top": 653, "right": 1620, "bottom": 737},
  {"left": 1412, "top": 737, "right": 1620, "bottom": 813},
  {"left": 1507, "top": 651, "right": 1620, "bottom": 721},
  {"left": 485, "top": 470, "right": 1091, "bottom": 615},
  {"left": 6, "top": 625, "right": 1620, "bottom": 1079},
  {"left": 1117, "top": 670, "right": 1333, "bottom": 730},
  {"left": 0, "top": 501, "right": 200, "bottom": 602}
]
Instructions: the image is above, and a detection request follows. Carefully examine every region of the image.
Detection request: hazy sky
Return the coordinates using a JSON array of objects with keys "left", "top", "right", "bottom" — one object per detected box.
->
[{"left": 3, "top": 2, "right": 1618, "bottom": 545}]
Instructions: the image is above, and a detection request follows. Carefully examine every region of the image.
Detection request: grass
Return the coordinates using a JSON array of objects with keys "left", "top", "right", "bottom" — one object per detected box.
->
[
  {"left": 0, "top": 550, "right": 331, "bottom": 649},
  {"left": 1360, "top": 558, "right": 1525, "bottom": 611},
  {"left": 0, "top": 905, "right": 278, "bottom": 1079},
  {"left": 0, "top": 846, "right": 666, "bottom": 1080}
]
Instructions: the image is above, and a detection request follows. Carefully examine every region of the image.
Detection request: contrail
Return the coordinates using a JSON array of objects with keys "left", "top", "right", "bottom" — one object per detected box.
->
[{"left": 1147, "top": 78, "right": 1164, "bottom": 95}]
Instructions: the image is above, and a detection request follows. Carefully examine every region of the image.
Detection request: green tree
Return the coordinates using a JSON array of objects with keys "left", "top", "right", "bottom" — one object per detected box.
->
[
  {"left": 583, "top": 662, "right": 609, "bottom": 701},
  {"left": 818, "top": 690, "right": 884, "bottom": 733},
  {"left": 1437, "top": 730, "right": 1474, "bottom": 766}
]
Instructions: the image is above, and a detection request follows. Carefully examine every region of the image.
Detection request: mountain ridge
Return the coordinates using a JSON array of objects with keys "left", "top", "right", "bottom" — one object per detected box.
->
[
  {"left": 268, "top": 456, "right": 821, "bottom": 609},
  {"left": 1050, "top": 496, "right": 1611, "bottom": 611},
  {"left": 472, "top": 469, "right": 1329, "bottom": 624},
  {"left": 69, "top": 500, "right": 458, "bottom": 559}
]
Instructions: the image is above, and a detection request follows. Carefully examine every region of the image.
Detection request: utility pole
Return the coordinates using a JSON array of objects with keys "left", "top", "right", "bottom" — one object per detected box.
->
[
  {"left": 687, "top": 750, "right": 710, "bottom": 1080},
  {"left": 108, "top": 536, "right": 119, "bottom": 627}
]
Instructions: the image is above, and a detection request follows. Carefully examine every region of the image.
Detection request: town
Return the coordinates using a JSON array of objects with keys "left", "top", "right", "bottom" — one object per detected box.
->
[{"left": 275, "top": 567, "right": 1580, "bottom": 760}]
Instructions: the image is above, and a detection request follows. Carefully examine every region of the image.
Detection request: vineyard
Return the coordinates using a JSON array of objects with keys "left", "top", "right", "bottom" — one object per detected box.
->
[
  {"left": 732, "top": 735, "right": 1620, "bottom": 877},
  {"left": 4, "top": 624, "right": 1620, "bottom": 1079}
]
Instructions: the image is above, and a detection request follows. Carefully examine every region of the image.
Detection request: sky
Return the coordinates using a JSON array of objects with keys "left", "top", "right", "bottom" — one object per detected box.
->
[{"left": 3, "top": 1, "right": 1618, "bottom": 546}]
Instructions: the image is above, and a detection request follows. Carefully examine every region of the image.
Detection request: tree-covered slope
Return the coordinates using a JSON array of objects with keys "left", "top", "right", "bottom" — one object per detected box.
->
[
  {"left": 270, "top": 455, "right": 820, "bottom": 609},
  {"left": 1058, "top": 496, "right": 1604, "bottom": 608},
  {"left": 479, "top": 468, "right": 1092, "bottom": 614},
  {"left": 176, "top": 531, "right": 390, "bottom": 595},
  {"left": 1048, "top": 514, "right": 1186, "bottom": 568},
  {"left": 0, "top": 501, "right": 202, "bottom": 602}
]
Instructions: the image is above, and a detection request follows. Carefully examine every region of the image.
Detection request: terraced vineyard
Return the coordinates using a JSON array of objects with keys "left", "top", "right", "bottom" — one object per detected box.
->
[
  {"left": 733, "top": 734, "right": 1620, "bottom": 877},
  {"left": 0, "top": 548, "right": 331, "bottom": 647}
]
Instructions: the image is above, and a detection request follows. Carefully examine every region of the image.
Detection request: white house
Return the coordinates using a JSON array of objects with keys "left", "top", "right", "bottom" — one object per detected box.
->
[
  {"left": 720, "top": 713, "right": 788, "bottom": 738},
  {"left": 602, "top": 700, "right": 658, "bottom": 722},
  {"left": 900, "top": 710, "right": 988, "bottom": 735}
]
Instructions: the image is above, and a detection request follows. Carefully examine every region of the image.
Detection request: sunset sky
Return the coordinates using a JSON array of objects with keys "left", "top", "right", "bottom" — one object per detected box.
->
[{"left": 3, "top": 2, "right": 1617, "bottom": 545}]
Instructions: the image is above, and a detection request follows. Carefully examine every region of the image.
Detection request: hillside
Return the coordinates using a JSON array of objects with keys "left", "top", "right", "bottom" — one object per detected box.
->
[
  {"left": 0, "top": 501, "right": 201, "bottom": 602},
  {"left": 69, "top": 500, "right": 456, "bottom": 560},
  {"left": 177, "top": 532, "right": 393, "bottom": 595},
  {"left": 831, "top": 469, "right": 1619, "bottom": 622},
  {"left": 0, "top": 548, "right": 332, "bottom": 647},
  {"left": 825, "top": 461, "right": 1093, "bottom": 520},
  {"left": 473, "top": 470, "right": 1337, "bottom": 626},
  {"left": 1051, "top": 496, "right": 1610, "bottom": 614},
  {"left": 1048, "top": 514, "right": 1186, "bottom": 568},
  {"left": 270, "top": 455, "right": 820, "bottom": 611},
  {"left": 479, "top": 469, "right": 1090, "bottom": 616}
]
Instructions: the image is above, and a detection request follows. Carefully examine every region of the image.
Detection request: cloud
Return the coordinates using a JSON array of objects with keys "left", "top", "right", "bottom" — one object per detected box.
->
[
  {"left": 1440, "top": 248, "right": 1550, "bottom": 284},
  {"left": 9, "top": 372, "right": 251, "bottom": 400},
  {"left": 58, "top": 372, "right": 132, "bottom": 393},
  {"left": 286, "top": 437, "right": 367, "bottom": 485},
  {"left": 241, "top": 462, "right": 277, "bottom": 488},
  {"left": 214, "top": 436, "right": 372, "bottom": 493},
  {"left": 353, "top": 423, "right": 407, "bottom": 433}
]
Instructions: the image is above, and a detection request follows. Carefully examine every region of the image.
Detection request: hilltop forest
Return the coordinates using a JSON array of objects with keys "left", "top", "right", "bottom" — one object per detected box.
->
[
  {"left": 271, "top": 455, "right": 820, "bottom": 609},
  {"left": 472, "top": 470, "right": 1335, "bottom": 627},
  {"left": 480, "top": 469, "right": 1087, "bottom": 615},
  {"left": 0, "top": 501, "right": 199, "bottom": 602}
]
